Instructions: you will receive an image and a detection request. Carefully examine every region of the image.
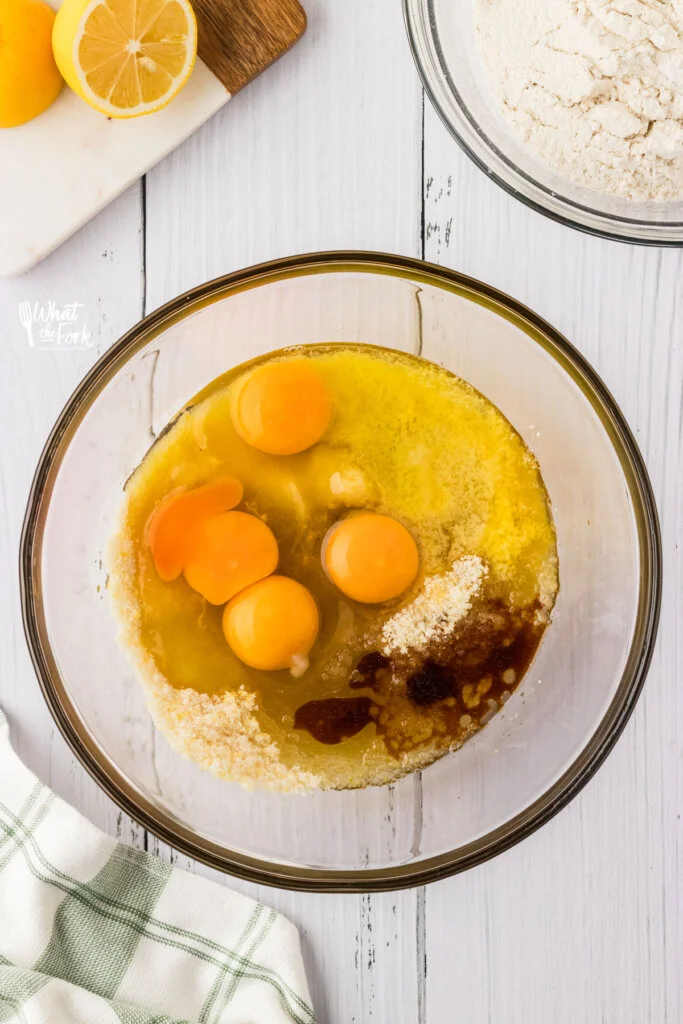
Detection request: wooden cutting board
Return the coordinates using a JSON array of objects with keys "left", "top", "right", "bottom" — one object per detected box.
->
[{"left": 0, "top": 0, "right": 306, "bottom": 277}]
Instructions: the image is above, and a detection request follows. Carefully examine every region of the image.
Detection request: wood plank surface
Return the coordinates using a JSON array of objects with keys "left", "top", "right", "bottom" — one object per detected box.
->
[
  {"left": 143, "top": 6, "right": 423, "bottom": 1018},
  {"left": 0, "top": 183, "right": 144, "bottom": 838},
  {"left": 0, "top": 1, "right": 680, "bottom": 1021},
  {"left": 421, "top": 99, "right": 683, "bottom": 1024}
]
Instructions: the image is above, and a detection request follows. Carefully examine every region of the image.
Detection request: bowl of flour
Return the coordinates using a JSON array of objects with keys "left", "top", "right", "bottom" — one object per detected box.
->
[{"left": 404, "top": 0, "right": 683, "bottom": 242}]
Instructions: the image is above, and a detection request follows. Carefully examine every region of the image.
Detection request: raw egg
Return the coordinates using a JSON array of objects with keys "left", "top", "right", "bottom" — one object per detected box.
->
[
  {"left": 183, "top": 511, "right": 278, "bottom": 605},
  {"left": 323, "top": 513, "right": 419, "bottom": 603},
  {"left": 146, "top": 476, "right": 243, "bottom": 581},
  {"left": 230, "top": 361, "right": 333, "bottom": 455},
  {"left": 223, "top": 576, "right": 320, "bottom": 672}
]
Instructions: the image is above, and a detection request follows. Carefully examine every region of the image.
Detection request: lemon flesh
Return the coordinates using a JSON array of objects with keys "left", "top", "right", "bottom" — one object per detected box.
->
[{"left": 53, "top": 0, "right": 197, "bottom": 119}]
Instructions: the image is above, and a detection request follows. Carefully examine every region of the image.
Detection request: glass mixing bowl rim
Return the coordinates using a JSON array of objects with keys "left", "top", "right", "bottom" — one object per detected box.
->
[
  {"left": 20, "top": 251, "right": 662, "bottom": 893},
  {"left": 403, "top": 0, "right": 683, "bottom": 247}
]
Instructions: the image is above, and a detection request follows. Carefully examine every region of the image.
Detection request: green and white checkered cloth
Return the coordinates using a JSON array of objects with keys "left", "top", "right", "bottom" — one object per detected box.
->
[{"left": 0, "top": 712, "right": 315, "bottom": 1024}]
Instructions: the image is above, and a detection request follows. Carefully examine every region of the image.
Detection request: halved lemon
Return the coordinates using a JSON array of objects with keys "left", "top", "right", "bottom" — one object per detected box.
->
[{"left": 52, "top": 0, "right": 197, "bottom": 118}]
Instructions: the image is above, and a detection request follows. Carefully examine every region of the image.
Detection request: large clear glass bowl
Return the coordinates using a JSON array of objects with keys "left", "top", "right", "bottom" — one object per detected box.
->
[
  {"left": 404, "top": 0, "right": 683, "bottom": 245},
  {"left": 20, "top": 253, "right": 661, "bottom": 891}
]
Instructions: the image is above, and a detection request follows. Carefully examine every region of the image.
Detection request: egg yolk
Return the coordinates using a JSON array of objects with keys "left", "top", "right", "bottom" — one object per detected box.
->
[
  {"left": 223, "top": 576, "right": 319, "bottom": 672},
  {"left": 146, "top": 476, "right": 243, "bottom": 581},
  {"left": 183, "top": 511, "right": 278, "bottom": 605},
  {"left": 230, "top": 361, "right": 333, "bottom": 455},
  {"left": 323, "top": 513, "right": 419, "bottom": 603}
]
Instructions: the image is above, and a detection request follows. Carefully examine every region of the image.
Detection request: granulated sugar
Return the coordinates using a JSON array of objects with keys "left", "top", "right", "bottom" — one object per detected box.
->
[
  {"left": 476, "top": 0, "right": 683, "bottom": 200},
  {"left": 381, "top": 556, "right": 487, "bottom": 656}
]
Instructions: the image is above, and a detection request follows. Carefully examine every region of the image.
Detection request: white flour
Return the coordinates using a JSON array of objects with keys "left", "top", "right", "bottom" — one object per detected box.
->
[{"left": 475, "top": 0, "right": 683, "bottom": 200}]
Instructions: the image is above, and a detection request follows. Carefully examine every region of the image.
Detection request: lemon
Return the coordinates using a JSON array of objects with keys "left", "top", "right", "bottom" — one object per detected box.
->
[
  {"left": 52, "top": 0, "right": 197, "bottom": 119},
  {"left": 0, "top": 0, "right": 63, "bottom": 128}
]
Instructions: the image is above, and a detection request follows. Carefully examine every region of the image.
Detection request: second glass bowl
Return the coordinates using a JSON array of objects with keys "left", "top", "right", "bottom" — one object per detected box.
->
[{"left": 404, "top": 0, "right": 683, "bottom": 244}]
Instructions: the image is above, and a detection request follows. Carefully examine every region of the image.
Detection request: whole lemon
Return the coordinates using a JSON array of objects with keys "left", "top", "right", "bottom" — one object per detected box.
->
[{"left": 0, "top": 0, "right": 63, "bottom": 128}]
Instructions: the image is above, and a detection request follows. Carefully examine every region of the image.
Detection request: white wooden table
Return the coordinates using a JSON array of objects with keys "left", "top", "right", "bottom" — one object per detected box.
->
[{"left": 1, "top": 2, "right": 681, "bottom": 1020}]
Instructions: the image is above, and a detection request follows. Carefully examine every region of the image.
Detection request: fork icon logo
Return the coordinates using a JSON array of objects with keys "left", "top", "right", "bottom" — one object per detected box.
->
[
  {"left": 17, "top": 300, "right": 93, "bottom": 350},
  {"left": 18, "top": 302, "right": 34, "bottom": 347}
]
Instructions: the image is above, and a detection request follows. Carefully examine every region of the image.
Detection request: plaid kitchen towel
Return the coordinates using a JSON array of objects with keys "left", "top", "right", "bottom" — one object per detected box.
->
[{"left": 0, "top": 711, "right": 315, "bottom": 1024}]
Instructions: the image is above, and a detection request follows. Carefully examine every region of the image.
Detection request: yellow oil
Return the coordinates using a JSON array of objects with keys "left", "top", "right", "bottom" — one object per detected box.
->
[{"left": 117, "top": 344, "right": 558, "bottom": 785}]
